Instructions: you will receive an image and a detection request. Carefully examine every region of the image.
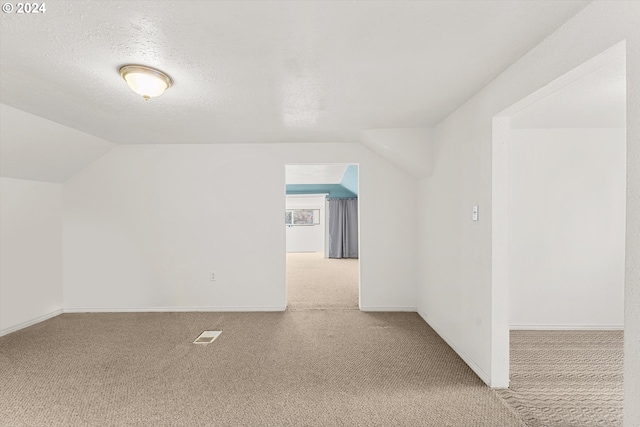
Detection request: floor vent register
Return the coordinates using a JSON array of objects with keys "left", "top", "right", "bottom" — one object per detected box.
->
[{"left": 193, "top": 331, "right": 222, "bottom": 345}]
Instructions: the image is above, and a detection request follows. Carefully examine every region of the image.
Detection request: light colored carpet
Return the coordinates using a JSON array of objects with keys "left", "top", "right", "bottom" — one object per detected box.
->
[
  {"left": 495, "top": 330, "right": 623, "bottom": 427},
  {"left": 0, "top": 311, "right": 525, "bottom": 427},
  {"left": 287, "top": 252, "right": 359, "bottom": 310}
]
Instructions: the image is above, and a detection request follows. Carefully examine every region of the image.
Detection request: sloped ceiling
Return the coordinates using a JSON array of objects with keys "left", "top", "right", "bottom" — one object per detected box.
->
[
  {"left": 511, "top": 55, "right": 626, "bottom": 129},
  {"left": 360, "top": 128, "right": 433, "bottom": 179},
  {"left": 0, "top": 104, "right": 115, "bottom": 183},
  {"left": 0, "top": 1, "right": 589, "bottom": 181}
]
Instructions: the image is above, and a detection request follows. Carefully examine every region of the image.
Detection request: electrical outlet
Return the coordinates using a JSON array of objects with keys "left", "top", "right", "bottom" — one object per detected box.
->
[{"left": 210, "top": 272, "right": 216, "bottom": 281}]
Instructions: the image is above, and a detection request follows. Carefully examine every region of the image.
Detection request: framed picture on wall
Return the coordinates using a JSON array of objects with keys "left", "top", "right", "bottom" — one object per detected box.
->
[{"left": 286, "top": 209, "right": 320, "bottom": 226}]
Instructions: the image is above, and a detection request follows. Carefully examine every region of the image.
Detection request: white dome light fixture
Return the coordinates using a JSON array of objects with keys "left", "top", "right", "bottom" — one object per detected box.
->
[{"left": 119, "top": 64, "right": 173, "bottom": 100}]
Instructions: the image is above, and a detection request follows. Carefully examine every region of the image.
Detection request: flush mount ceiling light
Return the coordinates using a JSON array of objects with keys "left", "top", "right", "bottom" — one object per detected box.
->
[{"left": 119, "top": 64, "right": 172, "bottom": 100}]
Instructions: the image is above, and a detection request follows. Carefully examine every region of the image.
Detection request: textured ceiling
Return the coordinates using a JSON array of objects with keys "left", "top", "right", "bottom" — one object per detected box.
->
[{"left": 0, "top": 0, "right": 588, "bottom": 145}]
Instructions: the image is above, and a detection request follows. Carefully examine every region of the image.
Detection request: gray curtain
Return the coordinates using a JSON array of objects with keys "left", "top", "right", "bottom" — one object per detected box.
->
[{"left": 328, "top": 198, "right": 358, "bottom": 259}]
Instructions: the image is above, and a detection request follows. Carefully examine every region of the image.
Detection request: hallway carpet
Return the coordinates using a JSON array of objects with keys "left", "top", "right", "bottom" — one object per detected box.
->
[
  {"left": 495, "top": 330, "right": 623, "bottom": 427},
  {"left": 287, "top": 252, "right": 359, "bottom": 310}
]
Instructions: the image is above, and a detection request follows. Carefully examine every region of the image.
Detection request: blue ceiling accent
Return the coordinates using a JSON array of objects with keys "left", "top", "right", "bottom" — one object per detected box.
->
[
  {"left": 340, "top": 165, "right": 358, "bottom": 195},
  {"left": 286, "top": 184, "right": 357, "bottom": 198},
  {"left": 286, "top": 164, "right": 358, "bottom": 199}
]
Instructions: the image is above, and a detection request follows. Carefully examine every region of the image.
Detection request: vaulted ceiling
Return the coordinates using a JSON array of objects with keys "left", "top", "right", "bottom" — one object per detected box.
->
[{"left": 1, "top": 0, "right": 588, "bottom": 149}]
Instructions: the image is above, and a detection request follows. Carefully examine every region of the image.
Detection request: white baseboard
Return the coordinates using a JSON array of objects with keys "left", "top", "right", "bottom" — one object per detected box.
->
[
  {"left": 417, "top": 309, "right": 491, "bottom": 387},
  {"left": 63, "top": 306, "right": 287, "bottom": 313},
  {"left": 0, "top": 308, "right": 63, "bottom": 337},
  {"left": 360, "top": 306, "right": 417, "bottom": 312},
  {"left": 510, "top": 324, "right": 624, "bottom": 331},
  {"left": 66, "top": 306, "right": 417, "bottom": 313}
]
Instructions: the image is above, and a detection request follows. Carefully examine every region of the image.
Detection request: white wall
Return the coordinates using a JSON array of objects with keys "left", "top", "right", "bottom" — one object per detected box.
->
[
  {"left": 417, "top": 3, "right": 639, "bottom": 418},
  {"left": 286, "top": 195, "right": 326, "bottom": 253},
  {"left": 509, "top": 128, "right": 625, "bottom": 329},
  {"left": 0, "top": 177, "right": 63, "bottom": 336},
  {"left": 63, "top": 143, "right": 417, "bottom": 312}
]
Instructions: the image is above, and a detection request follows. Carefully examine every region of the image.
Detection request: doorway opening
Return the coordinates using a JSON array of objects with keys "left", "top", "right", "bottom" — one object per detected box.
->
[
  {"left": 284, "top": 164, "right": 360, "bottom": 310},
  {"left": 491, "top": 42, "right": 626, "bottom": 426}
]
